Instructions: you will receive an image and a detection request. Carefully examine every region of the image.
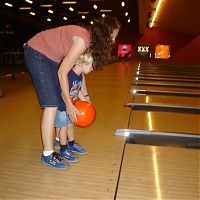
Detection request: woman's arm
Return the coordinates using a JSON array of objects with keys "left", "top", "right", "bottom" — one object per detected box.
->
[
  {"left": 57, "top": 36, "right": 86, "bottom": 122},
  {"left": 78, "top": 74, "right": 91, "bottom": 102},
  {"left": 78, "top": 91, "right": 91, "bottom": 102},
  {"left": 80, "top": 74, "right": 89, "bottom": 96}
]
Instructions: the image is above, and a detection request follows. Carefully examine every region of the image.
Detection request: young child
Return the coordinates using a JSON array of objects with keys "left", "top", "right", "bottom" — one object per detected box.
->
[{"left": 54, "top": 51, "right": 93, "bottom": 163}]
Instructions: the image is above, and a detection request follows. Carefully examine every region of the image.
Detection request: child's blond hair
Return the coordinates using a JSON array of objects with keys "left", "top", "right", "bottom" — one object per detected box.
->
[{"left": 76, "top": 51, "right": 93, "bottom": 66}]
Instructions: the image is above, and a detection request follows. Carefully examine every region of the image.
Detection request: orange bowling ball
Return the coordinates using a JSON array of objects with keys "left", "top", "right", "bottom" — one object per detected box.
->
[{"left": 74, "top": 101, "right": 96, "bottom": 127}]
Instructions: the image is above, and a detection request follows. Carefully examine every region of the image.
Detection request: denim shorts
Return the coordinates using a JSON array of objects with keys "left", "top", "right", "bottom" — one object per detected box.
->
[
  {"left": 23, "top": 44, "right": 65, "bottom": 108},
  {"left": 55, "top": 110, "right": 72, "bottom": 127}
]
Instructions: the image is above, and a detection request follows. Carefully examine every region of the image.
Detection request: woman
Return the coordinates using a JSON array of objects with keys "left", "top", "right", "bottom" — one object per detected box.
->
[{"left": 24, "top": 16, "right": 120, "bottom": 169}]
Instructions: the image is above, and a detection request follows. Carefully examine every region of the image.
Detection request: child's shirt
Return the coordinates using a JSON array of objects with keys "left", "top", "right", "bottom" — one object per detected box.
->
[{"left": 58, "top": 69, "right": 82, "bottom": 111}]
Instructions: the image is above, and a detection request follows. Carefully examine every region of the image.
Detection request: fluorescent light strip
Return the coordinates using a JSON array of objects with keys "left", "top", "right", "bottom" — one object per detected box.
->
[
  {"left": 40, "top": 5, "right": 53, "bottom": 8},
  {"left": 19, "top": 7, "right": 31, "bottom": 10},
  {"left": 77, "top": 11, "right": 89, "bottom": 14},
  {"left": 150, "top": 0, "right": 163, "bottom": 28},
  {"left": 62, "top": 1, "right": 77, "bottom": 4},
  {"left": 100, "top": 10, "right": 112, "bottom": 12}
]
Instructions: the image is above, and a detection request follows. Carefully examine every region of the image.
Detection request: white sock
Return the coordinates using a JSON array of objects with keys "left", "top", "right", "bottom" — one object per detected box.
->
[
  {"left": 56, "top": 137, "right": 60, "bottom": 141},
  {"left": 43, "top": 150, "right": 54, "bottom": 156}
]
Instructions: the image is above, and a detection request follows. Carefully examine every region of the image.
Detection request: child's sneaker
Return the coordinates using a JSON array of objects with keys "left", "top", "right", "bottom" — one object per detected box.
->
[
  {"left": 54, "top": 139, "right": 60, "bottom": 149},
  {"left": 41, "top": 152, "right": 68, "bottom": 169},
  {"left": 68, "top": 142, "right": 88, "bottom": 155},
  {"left": 60, "top": 148, "right": 79, "bottom": 162}
]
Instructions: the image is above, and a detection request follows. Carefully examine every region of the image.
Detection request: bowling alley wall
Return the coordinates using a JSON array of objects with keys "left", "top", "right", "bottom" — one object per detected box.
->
[{"left": 117, "top": 26, "right": 200, "bottom": 65}]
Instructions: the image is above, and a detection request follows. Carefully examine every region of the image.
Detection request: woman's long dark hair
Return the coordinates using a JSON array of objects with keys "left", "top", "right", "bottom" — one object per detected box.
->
[{"left": 89, "top": 16, "right": 121, "bottom": 68}]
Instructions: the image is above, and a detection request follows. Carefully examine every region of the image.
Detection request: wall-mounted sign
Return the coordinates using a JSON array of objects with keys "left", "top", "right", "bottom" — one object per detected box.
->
[
  {"left": 118, "top": 44, "right": 132, "bottom": 58},
  {"left": 155, "top": 44, "right": 170, "bottom": 59},
  {"left": 136, "top": 45, "right": 151, "bottom": 58}
]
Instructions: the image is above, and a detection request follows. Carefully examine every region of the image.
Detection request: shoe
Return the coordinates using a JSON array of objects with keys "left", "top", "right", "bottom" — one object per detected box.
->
[
  {"left": 68, "top": 142, "right": 88, "bottom": 155},
  {"left": 54, "top": 139, "right": 61, "bottom": 149},
  {"left": 41, "top": 152, "right": 68, "bottom": 169},
  {"left": 60, "top": 148, "right": 79, "bottom": 163}
]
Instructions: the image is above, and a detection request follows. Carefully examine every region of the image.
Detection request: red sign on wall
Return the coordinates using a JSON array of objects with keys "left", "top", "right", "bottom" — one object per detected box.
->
[{"left": 118, "top": 44, "right": 132, "bottom": 58}]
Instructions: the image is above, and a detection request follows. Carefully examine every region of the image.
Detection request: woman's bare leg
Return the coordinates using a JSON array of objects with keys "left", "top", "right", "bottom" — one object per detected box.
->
[{"left": 41, "top": 107, "right": 57, "bottom": 151}]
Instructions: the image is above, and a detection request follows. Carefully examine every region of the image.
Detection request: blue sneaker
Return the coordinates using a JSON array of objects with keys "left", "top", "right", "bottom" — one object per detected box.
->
[
  {"left": 54, "top": 139, "right": 60, "bottom": 149},
  {"left": 68, "top": 142, "right": 88, "bottom": 155},
  {"left": 60, "top": 148, "right": 79, "bottom": 162},
  {"left": 41, "top": 152, "right": 68, "bottom": 169}
]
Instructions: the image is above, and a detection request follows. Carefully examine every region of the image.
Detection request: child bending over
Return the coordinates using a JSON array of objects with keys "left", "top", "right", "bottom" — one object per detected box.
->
[{"left": 55, "top": 51, "right": 93, "bottom": 163}]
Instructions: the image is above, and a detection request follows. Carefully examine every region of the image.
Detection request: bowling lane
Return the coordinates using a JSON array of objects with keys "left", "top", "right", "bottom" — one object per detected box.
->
[
  {"left": 131, "top": 85, "right": 200, "bottom": 95},
  {"left": 132, "top": 82, "right": 200, "bottom": 90},
  {"left": 129, "top": 111, "right": 200, "bottom": 134},
  {"left": 133, "top": 95, "right": 200, "bottom": 107},
  {"left": 127, "top": 86, "right": 200, "bottom": 135},
  {"left": 116, "top": 144, "right": 200, "bottom": 200}
]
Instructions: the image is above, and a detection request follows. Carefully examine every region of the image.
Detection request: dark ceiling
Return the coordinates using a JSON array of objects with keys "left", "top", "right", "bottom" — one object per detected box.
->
[{"left": 0, "top": 0, "right": 139, "bottom": 30}]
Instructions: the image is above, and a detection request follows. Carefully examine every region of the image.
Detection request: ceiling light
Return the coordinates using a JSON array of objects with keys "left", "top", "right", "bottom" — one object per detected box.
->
[
  {"left": 47, "top": 18, "right": 51, "bottom": 22},
  {"left": 25, "top": 0, "right": 33, "bottom": 4},
  {"left": 81, "top": 15, "right": 86, "bottom": 19},
  {"left": 100, "top": 10, "right": 112, "bottom": 13},
  {"left": 102, "top": 14, "right": 105, "bottom": 17},
  {"left": 125, "top": 12, "right": 128, "bottom": 16},
  {"left": 48, "top": 10, "right": 53, "bottom": 14},
  {"left": 90, "top": 21, "right": 94, "bottom": 24},
  {"left": 78, "top": 11, "right": 89, "bottom": 14},
  {"left": 40, "top": 5, "right": 53, "bottom": 8},
  {"left": 19, "top": 7, "right": 31, "bottom": 10},
  {"left": 93, "top": 5, "right": 98, "bottom": 9},
  {"left": 121, "top": 2, "right": 125, "bottom": 7},
  {"left": 69, "top": 7, "right": 74, "bottom": 11},
  {"left": 150, "top": 0, "right": 163, "bottom": 28},
  {"left": 128, "top": 19, "right": 131, "bottom": 23},
  {"left": 62, "top": 1, "right": 77, "bottom": 4},
  {"left": 5, "top": 3, "right": 13, "bottom": 7},
  {"left": 63, "top": 17, "right": 68, "bottom": 20},
  {"left": 30, "top": 12, "right": 35, "bottom": 16}
]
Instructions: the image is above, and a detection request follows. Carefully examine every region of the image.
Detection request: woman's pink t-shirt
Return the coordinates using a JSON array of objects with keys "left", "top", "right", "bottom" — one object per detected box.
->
[{"left": 27, "top": 25, "right": 90, "bottom": 63}]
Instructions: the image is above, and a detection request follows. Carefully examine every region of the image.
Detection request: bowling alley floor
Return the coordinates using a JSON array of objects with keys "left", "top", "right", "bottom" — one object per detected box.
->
[{"left": 0, "top": 61, "right": 199, "bottom": 200}]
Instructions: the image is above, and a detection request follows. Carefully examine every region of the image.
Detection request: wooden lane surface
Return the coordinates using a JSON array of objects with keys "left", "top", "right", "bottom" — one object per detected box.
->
[
  {"left": 116, "top": 144, "right": 200, "bottom": 200},
  {"left": 0, "top": 61, "right": 134, "bottom": 199},
  {"left": 133, "top": 95, "right": 200, "bottom": 108},
  {"left": 129, "top": 111, "right": 200, "bottom": 134},
  {"left": 0, "top": 61, "right": 199, "bottom": 199}
]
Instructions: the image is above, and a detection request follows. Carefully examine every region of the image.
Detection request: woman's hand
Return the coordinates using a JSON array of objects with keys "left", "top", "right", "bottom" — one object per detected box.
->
[{"left": 66, "top": 102, "right": 80, "bottom": 122}]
